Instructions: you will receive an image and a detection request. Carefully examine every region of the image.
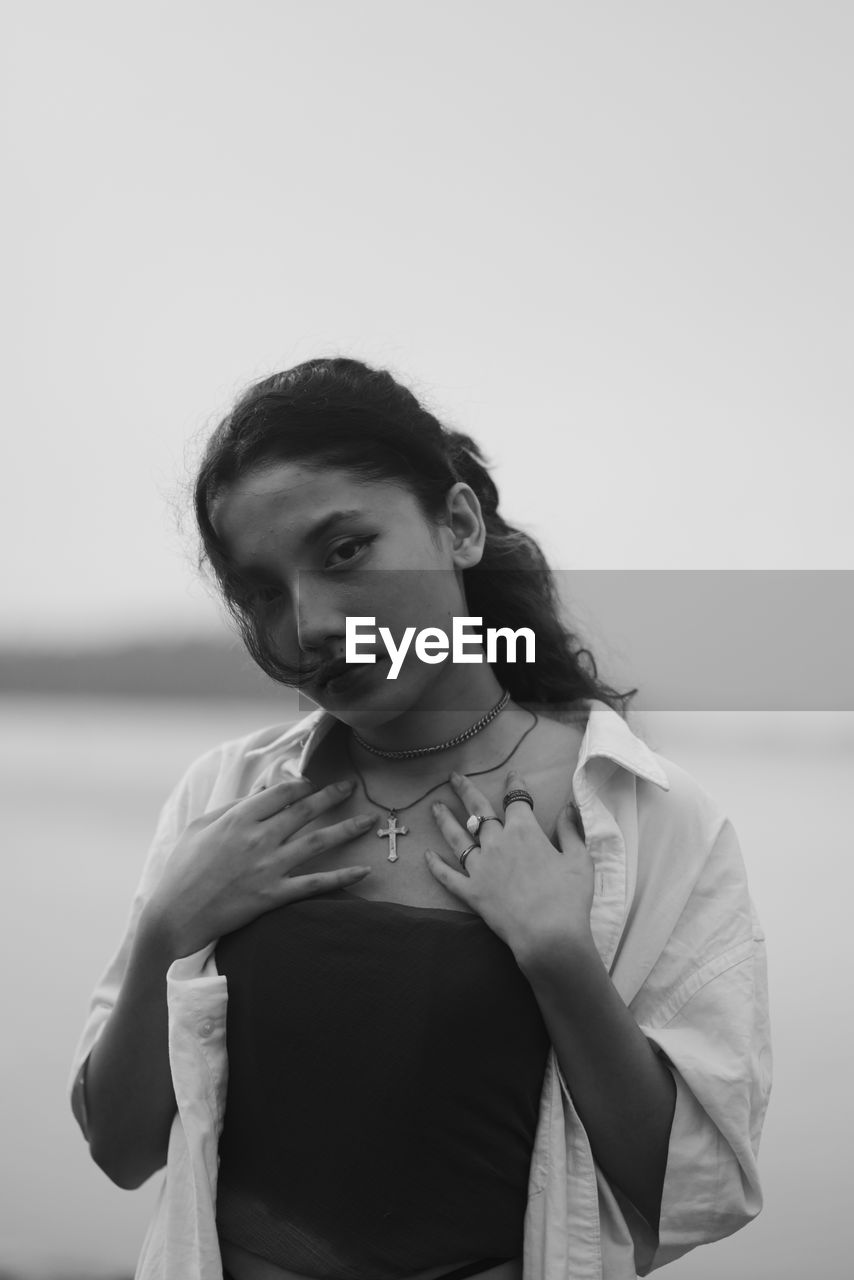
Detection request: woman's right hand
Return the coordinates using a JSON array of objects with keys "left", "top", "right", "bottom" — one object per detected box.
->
[{"left": 143, "top": 777, "right": 373, "bottom": 958}]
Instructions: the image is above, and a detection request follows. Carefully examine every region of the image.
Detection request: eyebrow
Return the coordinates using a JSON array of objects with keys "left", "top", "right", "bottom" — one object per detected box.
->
[
  {"left": 302, "top": 508, "right": 366, "bottom": 544},
  {"left": 229, "top": 508, "right": 368, "bottom": 577}
]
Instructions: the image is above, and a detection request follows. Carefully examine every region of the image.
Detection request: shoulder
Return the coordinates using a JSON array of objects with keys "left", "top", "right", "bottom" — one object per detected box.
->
[
  {"left": 627, "top": 742, "right": 756, "bottom": 952},
  {"left": 611, "top": 740, "right": 761, "bottom": 1020},
  {"left": 637, "top": 748, "right": 729, "bottom": 850}
]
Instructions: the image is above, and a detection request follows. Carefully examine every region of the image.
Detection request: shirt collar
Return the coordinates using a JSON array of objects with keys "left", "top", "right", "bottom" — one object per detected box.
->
[
  {"left": 578, "top": 698, "right": 670, "bottom": 791},
  {"left": 243, "top": 705, "right": 333, "bottom": 775},
  {"left": 244, "top": 696, "right": 669, "bottom": 791}
]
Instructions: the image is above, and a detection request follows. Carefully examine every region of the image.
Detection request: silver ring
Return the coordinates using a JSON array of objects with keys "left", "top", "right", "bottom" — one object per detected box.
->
[
  {"left": 466, "top": 814, "right": 503, "bottom": 837},
  {"left": 458, "top": 842, "right": 479, "bottom": 870}
]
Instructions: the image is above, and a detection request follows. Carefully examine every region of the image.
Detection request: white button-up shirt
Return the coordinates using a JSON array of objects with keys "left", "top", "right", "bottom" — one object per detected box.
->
[{"left": 68, "top": 698, "right": 771, "bottom": 1280}]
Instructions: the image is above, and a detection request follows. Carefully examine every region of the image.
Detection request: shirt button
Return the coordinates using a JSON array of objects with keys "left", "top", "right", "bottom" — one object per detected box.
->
[{"left": 199, "top": 1019, "right": 214, "bottom": 1038}]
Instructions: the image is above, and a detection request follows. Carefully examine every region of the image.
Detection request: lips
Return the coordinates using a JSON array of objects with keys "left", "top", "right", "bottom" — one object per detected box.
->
[
  {"left": 316, "top": 658, "right": 350, "bottom": 688},
  {"left": 317, "top": 656, "right": 388, "bottom": 694},
  {"left": 326, "top": 667, "right": 366, "bottom": 691}
]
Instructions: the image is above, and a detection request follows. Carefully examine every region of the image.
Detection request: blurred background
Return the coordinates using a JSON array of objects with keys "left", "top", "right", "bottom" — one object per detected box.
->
[{"left": 1, "top": 2, "right": 851, "bottom": 1277}]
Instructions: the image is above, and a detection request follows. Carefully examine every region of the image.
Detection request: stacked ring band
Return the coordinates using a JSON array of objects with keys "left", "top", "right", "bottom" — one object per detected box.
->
[{"left": 503, "top": 788, "right": 534, "bottom": 811}]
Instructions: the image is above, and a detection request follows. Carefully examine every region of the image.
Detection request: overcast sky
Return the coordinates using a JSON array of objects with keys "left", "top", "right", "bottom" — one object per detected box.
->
[{"left": 3, "top": 0, "right": 851, "bottom": 646}]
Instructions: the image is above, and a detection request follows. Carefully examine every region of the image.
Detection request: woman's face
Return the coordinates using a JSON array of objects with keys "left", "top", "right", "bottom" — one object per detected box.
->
[{"left": 210, "top": 461, "right": 484, "bottom": 723}]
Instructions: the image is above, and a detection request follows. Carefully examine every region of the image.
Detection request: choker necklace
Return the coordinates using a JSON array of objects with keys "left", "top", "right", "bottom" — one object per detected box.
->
[
  {"left": 351, "top": 689, "right": 511, "bottom": 761},
  {"left": 345, "top": 706, "right": 539, "bottom": 862}
]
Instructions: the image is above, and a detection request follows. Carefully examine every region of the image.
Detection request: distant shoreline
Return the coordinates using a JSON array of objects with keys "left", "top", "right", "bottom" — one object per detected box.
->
[{"left": 0, "top": 636, "right": 287, "bottom": 702}]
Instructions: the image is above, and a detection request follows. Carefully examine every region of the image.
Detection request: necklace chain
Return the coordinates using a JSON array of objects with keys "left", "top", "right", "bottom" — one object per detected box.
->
[
  {"left": 351, "top": 690, "right": 511, "bottom": 760},
  {"left": 346, "top": 706, "right": 540, "bottom": 820}
]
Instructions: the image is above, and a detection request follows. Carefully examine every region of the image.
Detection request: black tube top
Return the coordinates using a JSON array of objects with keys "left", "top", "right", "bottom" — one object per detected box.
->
[{"left": 214, "top": 888, "right": 551, "bottom": 1280}]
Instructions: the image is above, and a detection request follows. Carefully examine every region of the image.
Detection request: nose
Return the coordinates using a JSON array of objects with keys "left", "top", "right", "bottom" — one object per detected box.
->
[{"left": 294, "top": 572, "right": 343, "bottom": 655}]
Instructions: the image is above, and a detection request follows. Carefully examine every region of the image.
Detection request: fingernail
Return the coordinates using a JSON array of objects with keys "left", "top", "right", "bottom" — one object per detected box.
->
[
  {"left": 356, "top": 813, "right": 374, "bottom": 827},
  {"left": 450, "top": 771, "right": 462, "bottom": 784},
  {"left": 338, "top": 780, "right": 354, "bottom": 792}
]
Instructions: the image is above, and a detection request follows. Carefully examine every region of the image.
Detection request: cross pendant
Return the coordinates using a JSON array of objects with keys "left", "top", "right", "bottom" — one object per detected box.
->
[{"left": 377, "top": 812, "right": 408, "bottom": 862}]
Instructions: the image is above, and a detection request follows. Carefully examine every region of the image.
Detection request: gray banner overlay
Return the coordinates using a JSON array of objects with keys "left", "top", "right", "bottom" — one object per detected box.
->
[
  {"left": 294, "top": 571, "right": 852, "bottom": 712},
  {"left": 556, "top": 570, "right": 852, "bottom": 711}
]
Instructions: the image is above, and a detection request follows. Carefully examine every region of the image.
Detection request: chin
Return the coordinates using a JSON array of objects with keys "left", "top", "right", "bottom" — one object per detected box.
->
[{"left": 325, "top": 664, "right": 431, "bottom": 730}]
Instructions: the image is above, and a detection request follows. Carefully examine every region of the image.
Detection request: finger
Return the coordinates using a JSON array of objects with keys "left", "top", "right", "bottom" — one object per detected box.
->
[
  {"left": 264, "top": 779, "right": 358, "bottom": 837},
  {"left": 279, "top": 864, "right": 374, "bottom": 904},
  {"left": 448, "top": 770, "right": 500, "bottom": 841},
  {"left": 424, "top": 848, "right": 475, "bottom": 899},
  {"left": 242, "top": 775, "right": 317, "bottom": 820},
  {"left": 190, "top": 797, "right": 244, "bottom": 828},
  {"left": 283, "top": 811, "right": 376, "bottom": 864},
  {"left": 430, "top": 799, "right": 486, "bottom": 870},
  {"left": 555, "top": 798, "right": 586, "bottom": 847},
  {"left": 502, "top": 769, "right": 536, "bottom": 824}
]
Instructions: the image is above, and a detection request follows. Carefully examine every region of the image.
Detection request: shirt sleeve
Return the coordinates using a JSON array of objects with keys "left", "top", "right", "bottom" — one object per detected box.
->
[
  {"left": 627, "top": 817, "right": 773, "bottom": 1275},
  {"left": 67, "top": 744, "right": 225, "bottom": 1142}
]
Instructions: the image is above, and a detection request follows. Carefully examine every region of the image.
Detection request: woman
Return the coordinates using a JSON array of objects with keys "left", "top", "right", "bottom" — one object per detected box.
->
[{"left": 69, "top": 357, "right": 771, "bottom": 1280}]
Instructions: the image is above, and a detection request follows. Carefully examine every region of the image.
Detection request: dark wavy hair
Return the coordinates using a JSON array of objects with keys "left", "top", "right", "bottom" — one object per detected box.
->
[{"left": 192, "top": 356, "right": 637, "bottom": 717}]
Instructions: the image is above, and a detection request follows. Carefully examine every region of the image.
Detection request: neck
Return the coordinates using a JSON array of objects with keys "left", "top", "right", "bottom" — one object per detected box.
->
[{"left": 348, "top": 662, "right": 507, "bottom": 757}]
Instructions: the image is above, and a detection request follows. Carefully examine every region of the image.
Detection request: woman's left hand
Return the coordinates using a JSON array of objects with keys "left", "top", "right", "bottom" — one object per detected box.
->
[{"left": 425, "top": 768, "right": 596, "bottom": 965}]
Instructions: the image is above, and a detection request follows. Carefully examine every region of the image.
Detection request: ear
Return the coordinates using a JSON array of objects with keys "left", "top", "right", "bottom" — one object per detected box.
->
[{"left": 443, "top": 482, "right": 486, "bottom": 569}]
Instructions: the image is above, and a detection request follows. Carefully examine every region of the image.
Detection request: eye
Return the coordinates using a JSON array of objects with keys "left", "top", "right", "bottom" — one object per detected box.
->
[{"left": 325, "top": 535, "right": 375, "bottom": 569}]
